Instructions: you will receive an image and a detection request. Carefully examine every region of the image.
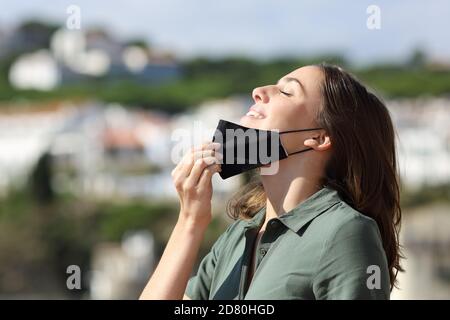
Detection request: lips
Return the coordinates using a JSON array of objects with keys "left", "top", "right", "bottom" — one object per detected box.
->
[{"left": 246, "top": 106, "right": 266, "bottom": 119}]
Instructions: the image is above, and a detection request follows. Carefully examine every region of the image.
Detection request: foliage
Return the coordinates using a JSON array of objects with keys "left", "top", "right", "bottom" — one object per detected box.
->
[
  {"left": 0, "top": 184, "right": 230, "bottom": 296},
  {"left": 2, "top": 55, "right": 449, "bottom": 112},
  {"left": 400, "top": 184, "right": 450, "bottom": 209}
]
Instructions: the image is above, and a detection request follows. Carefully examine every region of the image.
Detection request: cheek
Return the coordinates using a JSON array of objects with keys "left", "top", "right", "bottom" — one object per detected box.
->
[{"left": 268, "top": 101, "right": 307, "bottom": 127}]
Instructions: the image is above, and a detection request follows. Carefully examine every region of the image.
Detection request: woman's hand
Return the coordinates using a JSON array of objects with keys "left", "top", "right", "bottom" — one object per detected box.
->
[
  {"left": 171, "top": 142, "right": 222, "bottom": 229},
  {"left": 140, "top": 141, "right": 222, "bottom": 300}
]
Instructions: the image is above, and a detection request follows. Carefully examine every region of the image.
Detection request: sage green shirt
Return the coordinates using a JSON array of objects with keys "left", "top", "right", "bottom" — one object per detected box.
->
[{"left": 185, "top": 186, "right": 390, "bottom": 300}]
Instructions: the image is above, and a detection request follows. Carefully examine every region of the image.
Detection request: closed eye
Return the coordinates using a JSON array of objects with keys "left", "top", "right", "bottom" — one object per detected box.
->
[{"left": 279, "top": 89, "right": 292, "bottom": 97}]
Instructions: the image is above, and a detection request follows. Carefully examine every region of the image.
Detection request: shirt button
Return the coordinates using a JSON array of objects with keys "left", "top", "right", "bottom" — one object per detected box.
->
[
  {"left": 269, "top": 219, "right": 279, "bottom": 227},
  {"left": 260, "top": 248, "right": 267, "bottom": 256}
]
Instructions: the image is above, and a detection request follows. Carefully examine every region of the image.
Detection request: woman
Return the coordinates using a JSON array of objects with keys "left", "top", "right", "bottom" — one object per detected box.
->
[{"left": 140, "top": 64, "right": 403, "bottom": 300}]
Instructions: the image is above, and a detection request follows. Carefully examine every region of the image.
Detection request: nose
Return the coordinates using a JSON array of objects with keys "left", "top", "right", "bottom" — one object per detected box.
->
[{"left": 252, "top": 86, "right": 271, "bottom": 104}]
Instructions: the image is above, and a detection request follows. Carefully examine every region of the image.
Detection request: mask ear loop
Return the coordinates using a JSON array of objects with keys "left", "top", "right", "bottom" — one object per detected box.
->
[
  {"left": 278, "top": 128, "right": 323, "bottom": 156},
  {"left": 285, "top": 147, "right": 314, "bottom": 156}
]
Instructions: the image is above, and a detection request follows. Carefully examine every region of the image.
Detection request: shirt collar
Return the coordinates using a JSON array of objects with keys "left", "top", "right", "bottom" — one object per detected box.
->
[{"left": 243, "top": 186, "right": 341, "bottom": 233}]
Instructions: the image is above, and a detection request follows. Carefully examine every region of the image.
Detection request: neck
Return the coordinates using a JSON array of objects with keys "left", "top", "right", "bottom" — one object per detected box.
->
[{"left": 260, "top": 155, "right": 325, "bottom": 224}]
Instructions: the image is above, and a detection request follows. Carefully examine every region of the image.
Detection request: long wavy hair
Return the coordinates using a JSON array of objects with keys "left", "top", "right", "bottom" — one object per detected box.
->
[{"left": 226, "top": 63, "right": 403, "bottom": 290}]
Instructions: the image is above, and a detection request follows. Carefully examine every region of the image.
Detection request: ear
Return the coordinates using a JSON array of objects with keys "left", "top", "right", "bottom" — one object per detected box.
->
[{"left": 304, "top": 133, "right": 331, "bottom": 151}]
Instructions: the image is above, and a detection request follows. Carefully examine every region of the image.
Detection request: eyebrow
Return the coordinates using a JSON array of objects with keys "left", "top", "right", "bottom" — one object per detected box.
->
[{"left": 277, "top": 77, "right": 305, "bottom": 94}]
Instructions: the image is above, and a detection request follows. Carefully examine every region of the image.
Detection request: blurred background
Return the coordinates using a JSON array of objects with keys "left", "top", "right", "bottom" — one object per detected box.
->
[{"left": 0, "top": 0, "right": 449, "bottom": 299}]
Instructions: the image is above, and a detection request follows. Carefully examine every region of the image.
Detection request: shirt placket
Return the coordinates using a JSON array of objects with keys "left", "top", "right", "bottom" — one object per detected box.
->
[
  {"left": 239, "top": 219, "right": 285, "bottom": 299},
  {"left": 238, "top": 227, "right": 258, "bottom": 300}
]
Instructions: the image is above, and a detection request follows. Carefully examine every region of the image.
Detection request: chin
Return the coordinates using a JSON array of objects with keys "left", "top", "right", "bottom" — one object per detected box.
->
[{"left": 239, "top": 115, "right": 266, "bottom": 129}]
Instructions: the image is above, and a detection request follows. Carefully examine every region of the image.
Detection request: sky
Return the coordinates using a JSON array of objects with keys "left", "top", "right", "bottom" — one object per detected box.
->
[{"left": 0, "top": 0, "right": 449, "bottom": 65}]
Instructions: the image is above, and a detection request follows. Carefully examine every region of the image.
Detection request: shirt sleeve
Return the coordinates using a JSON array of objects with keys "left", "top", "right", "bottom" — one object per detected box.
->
[
  {"left": 312, "top": 215, "right": 391, "bottom": 300},
  {"left": 184, "top": 224, "right": 231, "bottom": 300}
]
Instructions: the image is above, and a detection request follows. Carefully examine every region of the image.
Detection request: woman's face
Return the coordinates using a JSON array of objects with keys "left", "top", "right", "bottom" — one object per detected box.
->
[{"left": 240, "top": 66, "right": 324, "bottom": 131}]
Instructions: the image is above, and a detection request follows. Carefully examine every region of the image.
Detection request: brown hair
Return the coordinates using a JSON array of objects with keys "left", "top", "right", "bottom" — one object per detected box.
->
[{"left": 226, "top": 63, "right": 403, "bottom": 290}]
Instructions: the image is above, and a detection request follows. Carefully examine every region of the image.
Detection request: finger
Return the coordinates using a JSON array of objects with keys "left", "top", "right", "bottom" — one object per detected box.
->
[
  {"left": 192, "top": 142, "right": 221, "bottom": 152},
  {"left": 176, "top": 143, "right": 222, "bottom": 180},
  {"left": 192, "top": 149, "right": 214, "bottom": 160},
  {"left": 197, "top": 164, "right": 221, "bottom": 192},
  {"left": 176, "top": 151, "right": 196, "bottom": 180},
  {"left": 180, "top": 143, "right": 220, "bottom": 172},
  {"left": 185, "top": 156, "right": 220, "bottom": 187},
  {"left": 192, "top": 150, "right": 223, "bottom": 162},
  {"left": 171, "top": 151, "right": 189, "bottom": 176}
]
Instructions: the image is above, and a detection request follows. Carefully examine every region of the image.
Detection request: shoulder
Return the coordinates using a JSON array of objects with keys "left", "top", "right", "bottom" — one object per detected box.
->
[
  {"left": 311, "top": 199, "right": 390, "bottom": 299},
  {"left": 312, "top": 199, "right": 383, "bottom": 247},
  {"left": 308, "top": 198, "right": 387, "bottom": 273}
]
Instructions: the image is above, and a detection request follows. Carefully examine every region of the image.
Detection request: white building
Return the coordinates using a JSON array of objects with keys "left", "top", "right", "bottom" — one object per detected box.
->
[
  {"left": 0, "top": 103, "right": 76, "bottom": 192},
  {"left": 9, "top": 50, "right": 60, "bottom": 90},
  {"left": 389, "top": 98, "right": 450, "bottom": 188}
]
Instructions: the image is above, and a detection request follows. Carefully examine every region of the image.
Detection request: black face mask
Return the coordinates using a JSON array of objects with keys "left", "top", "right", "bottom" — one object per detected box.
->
[{"left": 212, "top": 119, "right": 323, "bottom": 179}]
